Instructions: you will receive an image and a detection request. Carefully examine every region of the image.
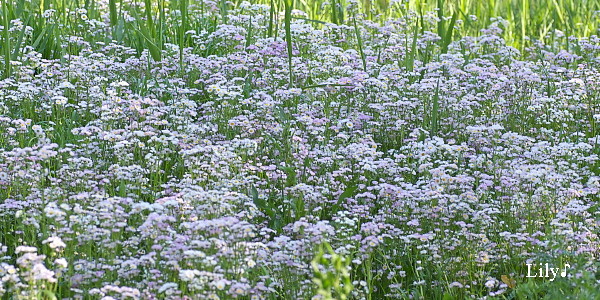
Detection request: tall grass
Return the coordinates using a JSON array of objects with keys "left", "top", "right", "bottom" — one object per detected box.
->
[
  {"left": 352, "top": 14, "right": 367, "bottom": 72},
  {"left": 109, "top": 0, "right": 118, "bottom": 26},
  {"left": 257, "top": 0, "right": 599, "bottom": 48},
  {"left": 1, "top": 0, "right": 10, "bottom": 78},
  {"left": 179, "top": 0, "right": 188, "bottom": 70},
  {"left": 284, "top": 0, "right": 294, "bottom": 87},
  {"left": 2, "top": 0, "right": 596, "bottom": 64}
]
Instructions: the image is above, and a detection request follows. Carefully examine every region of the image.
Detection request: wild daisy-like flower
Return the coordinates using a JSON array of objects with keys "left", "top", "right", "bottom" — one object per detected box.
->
[
  {"left": 54, "top": 258, "right": 68, "bottom": 268},
  {"left": 53, "top": 96, "right": 68, "bottom": 105},
  {"left": 43, "top": 236, "right": 66, "bottom": 250}
]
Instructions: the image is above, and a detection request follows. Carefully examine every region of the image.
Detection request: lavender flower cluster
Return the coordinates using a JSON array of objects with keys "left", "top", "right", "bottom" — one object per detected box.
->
[{"left": 1, "top": 3, "right": 599, "bottom": 299}]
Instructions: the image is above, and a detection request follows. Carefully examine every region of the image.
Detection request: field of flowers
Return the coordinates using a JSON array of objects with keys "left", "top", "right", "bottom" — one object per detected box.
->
[{"left": 1, "top": 0, "right": 600, "bottom": 299}]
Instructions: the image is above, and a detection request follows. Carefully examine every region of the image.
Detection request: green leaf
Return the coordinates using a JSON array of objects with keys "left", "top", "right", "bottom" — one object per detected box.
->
[
  {"left": 144, "top": 0, "right": 154, "bottom": 34},
  {"left": 2, "top": 2, "right": 11, "bottom": 78},
  {"left": 119, "top": 180, "right": 126, "bottom": 197},
  {"left": 11, "top": 16, "right": 30, "bottom": 60},
  {"left": 32, "top": 25, "right": 53, "bottom": 49},
  {"left": 277, "top": 106, "right": 287, "bottom": 121},
  {"left": 337, "top": 185, "right": 357, "bottom": 205},
  {"left": 431, "top": 79, "right": 440, "bottom": 137},
  {"left": 135, "top": 28, "right": 162, "bottom": 61},
  {"left": 15, "top": 0, "right": 25, "bottom": 17},
  {"left": 292, "top": 17, "right": 328, "bottom": 25},
  {"left": 283, "top": 0, "right": 294, "bottom": 87},
  {"left": 243, "top": 72, "right": 253, "bottom": 98},
  {"left": 329, "top": 185, "right": 358, "bottom": 218},
  {"left": 250, "top": 186, "right": 275, "bottom": 218},
  {"left": 41, "top": 290, "right": 57, "bottom": 300},
  {"left": 353, "top": 15, "right": 367, "bottom": 71},
  {"left": 278, "top": 166, "right": 297, "bottom": 187},
  {"left": 294, "top": 195, "right": 305, "bottom": 218},
  {"left": 405, "top": 22, "right": 419, "bottom": 72},
  {"left": 220, "top": 0, "right": 228, "bottom": 23},
  {"left": 437, "top": 0, "right": 445, "bottom": 38},
  {"left": 441, "top": 11, "right": 458, "bottom": 53},
  {"left": 251, "top": 185, "right": 259, "bottom": 203},
  {"left": 114, "top": 19, "right": 125, "bottom": 43},
  {"left": 267, "top": 0, "right": 275, "bottom": 37},
  {"left": 109, "top": 0, "right": 118, "bottom": 26},
  {"left": 442, "top": 292, "right": 455, "bottom": 300}
]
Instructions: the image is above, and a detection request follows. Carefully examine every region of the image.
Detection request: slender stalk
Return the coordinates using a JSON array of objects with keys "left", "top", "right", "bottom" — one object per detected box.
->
[
  {"left": 220, "top": 0, "right": 228, "bottom": 24},
  {"left": 2, "top": 0, "right": 11, "bottom": 78},
  {"left": 353, "top": 15, "right": 367, "bottom": 72},
  {"left": 144, "top": 0, "right": 154, "bottom": 36},
  {"left": 284, "top": 0, "right": 293, "bottom": 88},
  {"left": 109, "top": 0, "right": 118, "bottom": 26},
  {"left": 331, "top": 0, "right": 338, "bottom": 24},
  {"left": 268, "top": 0, "right": 275, "bottom": 37},
  {"left": 520, "top": 0, "right": 528, "bottom": 49},
  {"left": 431, "top": 79, "right": 440, "bottom": 137},
  {"left": 437, "top": 0, "right": 444, "bottom": 39},
  {"left": 179, "top": 0, "right": 188, "bottom": 72}
]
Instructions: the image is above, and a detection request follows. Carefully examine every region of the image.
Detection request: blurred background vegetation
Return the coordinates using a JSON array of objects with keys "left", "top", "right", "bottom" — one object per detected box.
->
[{"left": 1, "top": 0, "right": 599, "bottom": 73}]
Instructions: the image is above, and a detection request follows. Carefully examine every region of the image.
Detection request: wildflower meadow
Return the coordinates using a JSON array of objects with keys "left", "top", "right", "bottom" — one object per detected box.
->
[{"left": 0, "top": 0, "right": 599, "bottom": 299}]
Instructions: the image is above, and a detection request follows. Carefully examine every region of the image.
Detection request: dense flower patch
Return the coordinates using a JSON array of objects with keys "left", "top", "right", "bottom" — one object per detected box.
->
[{"left": 0, "top": 2, "right": 599, "bottom": 299}]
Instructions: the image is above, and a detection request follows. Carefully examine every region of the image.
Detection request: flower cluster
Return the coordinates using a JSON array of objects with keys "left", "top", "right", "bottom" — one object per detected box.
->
[{"left": 1, "top": 1, "right": 599, "bottom": 299}]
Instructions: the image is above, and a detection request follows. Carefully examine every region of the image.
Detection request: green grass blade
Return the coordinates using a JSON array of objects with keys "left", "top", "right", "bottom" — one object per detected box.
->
[
  {"left": 331, "top": 0, "right": 338, "bottom": 24},
  {"left": 268, "top": 0, "right": 275, "bottom": 37},
  {"left": 144, "top": 0, "right": 155, "bottom": 36},
  {"left": 431, "top": 79, "right": 440, "bottom": 137},
  {"left": 2, "top": 0, "right": 11, "bottom": 78},
  {"left": 292, "top": 17, "right": 328, "bottom": 25},
  {"left": 520, "top": 0, "right": 529, "bottom": 47},
  {"left": 441, "top": 11, "right": 457, "bottom": 53},
  {"left": 109, "top": 0, "right": 118, "bottom": 26},
  {"left": 179, "top": 0, "right": 188, "bottom": 71},
  {"left": 405, "top": 22, "right": 418, "bottom": 72},
  {"left": 437, "top": 0, "right": 445, "bottom": 38},
  {"left": 220, "top": 0, "right": 229, "bottom": 23},
  {"left": 353, "top": 15, "right": 367, "bottom": 72},
  {"left": 11, "top": 16, "right": 30, "bottom": 60},
  {"left": 135, "top": 28, "right": 162, "bottom": 61},
  {"left": 284, "top": 0, "right": 294, "bottom": 87}
]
